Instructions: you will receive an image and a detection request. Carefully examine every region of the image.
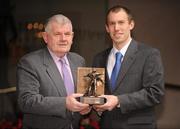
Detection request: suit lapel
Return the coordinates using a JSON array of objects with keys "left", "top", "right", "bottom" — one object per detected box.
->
[
  {"left": 100, "top": 48, "right": 112, "bottom": 94},
  {"left": 114, "top": 40, "right": 138, "bottom": 91},
  {"left": 43, "top": 48, "right": 67, "bottom": 96}
]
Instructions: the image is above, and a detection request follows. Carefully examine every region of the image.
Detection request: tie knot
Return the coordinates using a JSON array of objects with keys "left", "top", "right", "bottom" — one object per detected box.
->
[
  {"left": 59, "top": 57, "right": 66, "bottom": 65},
  {"left": 115, "top": 52, "right": 123, "bottom": 61}
]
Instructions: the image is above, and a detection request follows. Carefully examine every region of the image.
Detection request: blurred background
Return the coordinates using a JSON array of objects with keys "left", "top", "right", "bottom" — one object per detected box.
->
[{"left": 0, "top": 0, "right": 180, "bottom": 128}]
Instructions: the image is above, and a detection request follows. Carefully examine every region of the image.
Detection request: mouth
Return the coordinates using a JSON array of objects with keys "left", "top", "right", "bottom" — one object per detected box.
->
[
  {"left": 114, "top": 33, "right": 123, "bottom": 38},
  {"left": 58, "top": 43, "right": 67, "bottom": 47}
]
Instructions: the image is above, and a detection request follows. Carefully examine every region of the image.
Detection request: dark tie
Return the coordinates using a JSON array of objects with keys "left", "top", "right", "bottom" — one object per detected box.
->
[
  {"left": 60, "top": 58, "right": 74, "bottom": 95},
  {"left": 110, "top": 52, "right": 123, "bottom": 90}
]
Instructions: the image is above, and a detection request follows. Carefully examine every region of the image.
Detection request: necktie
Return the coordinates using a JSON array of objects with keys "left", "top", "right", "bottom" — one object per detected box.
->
[
  {"left": 110, "top": 52, "right": 123, "bottom": 90},
  {"left": 60, "top": 58, "right": 74, "bottom": 95}
]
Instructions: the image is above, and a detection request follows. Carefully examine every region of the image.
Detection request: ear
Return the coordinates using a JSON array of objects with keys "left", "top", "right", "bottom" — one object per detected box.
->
[
  {"left": 105, "top": 25, "right": 110, "bottom": 33},
  {"left": 42, "top": 32, "right": 48, "bottom": 44},
  {"left": 71, "top": 32, "right": 74, "bottom": 38},
  {"left": 130, "top": 20, "right": 135, "bottom": 30}
]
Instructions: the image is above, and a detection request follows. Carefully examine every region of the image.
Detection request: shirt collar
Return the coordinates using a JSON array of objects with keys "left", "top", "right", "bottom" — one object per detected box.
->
[
  {"left": 47, "top": 47, "right": 69, "bottom": 65},
  {"left": 111, "top": 38, "right": 132, "bottom": 57}
]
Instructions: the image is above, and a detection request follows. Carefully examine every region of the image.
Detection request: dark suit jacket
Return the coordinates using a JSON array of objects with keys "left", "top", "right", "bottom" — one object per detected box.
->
[
  {"left": 17, "top": 48, "right": 85, "bottom": 129},
  {"left": 92, "top": 39, "right": 164, "bottom": 129}
]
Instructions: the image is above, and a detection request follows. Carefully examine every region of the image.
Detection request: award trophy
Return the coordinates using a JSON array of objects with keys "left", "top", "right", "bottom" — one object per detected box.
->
[{"left": 77, "top": 67, "right": 106, "bottom": 105}]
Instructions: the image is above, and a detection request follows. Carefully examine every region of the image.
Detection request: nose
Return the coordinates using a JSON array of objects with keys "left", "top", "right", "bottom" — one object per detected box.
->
[
  {"left": 114, "top": 23, "right": 119, "bottom": 31},
  {"left": 60, "top": 34, "right": 66, "bottom": 40}
]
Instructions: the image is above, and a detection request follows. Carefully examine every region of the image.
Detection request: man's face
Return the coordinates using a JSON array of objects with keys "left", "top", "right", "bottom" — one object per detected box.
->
[
  {"left": 43, "top": 21, "right": 74, "bottom": 57},
  {"left": 106, "top": 10, "right": 134, "bottom": 47}
]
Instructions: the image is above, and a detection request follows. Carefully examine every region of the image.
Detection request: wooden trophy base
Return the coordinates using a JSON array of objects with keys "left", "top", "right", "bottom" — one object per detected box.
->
[{"left": 77, "top": 96, "right": 106, "bottom": 105}]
